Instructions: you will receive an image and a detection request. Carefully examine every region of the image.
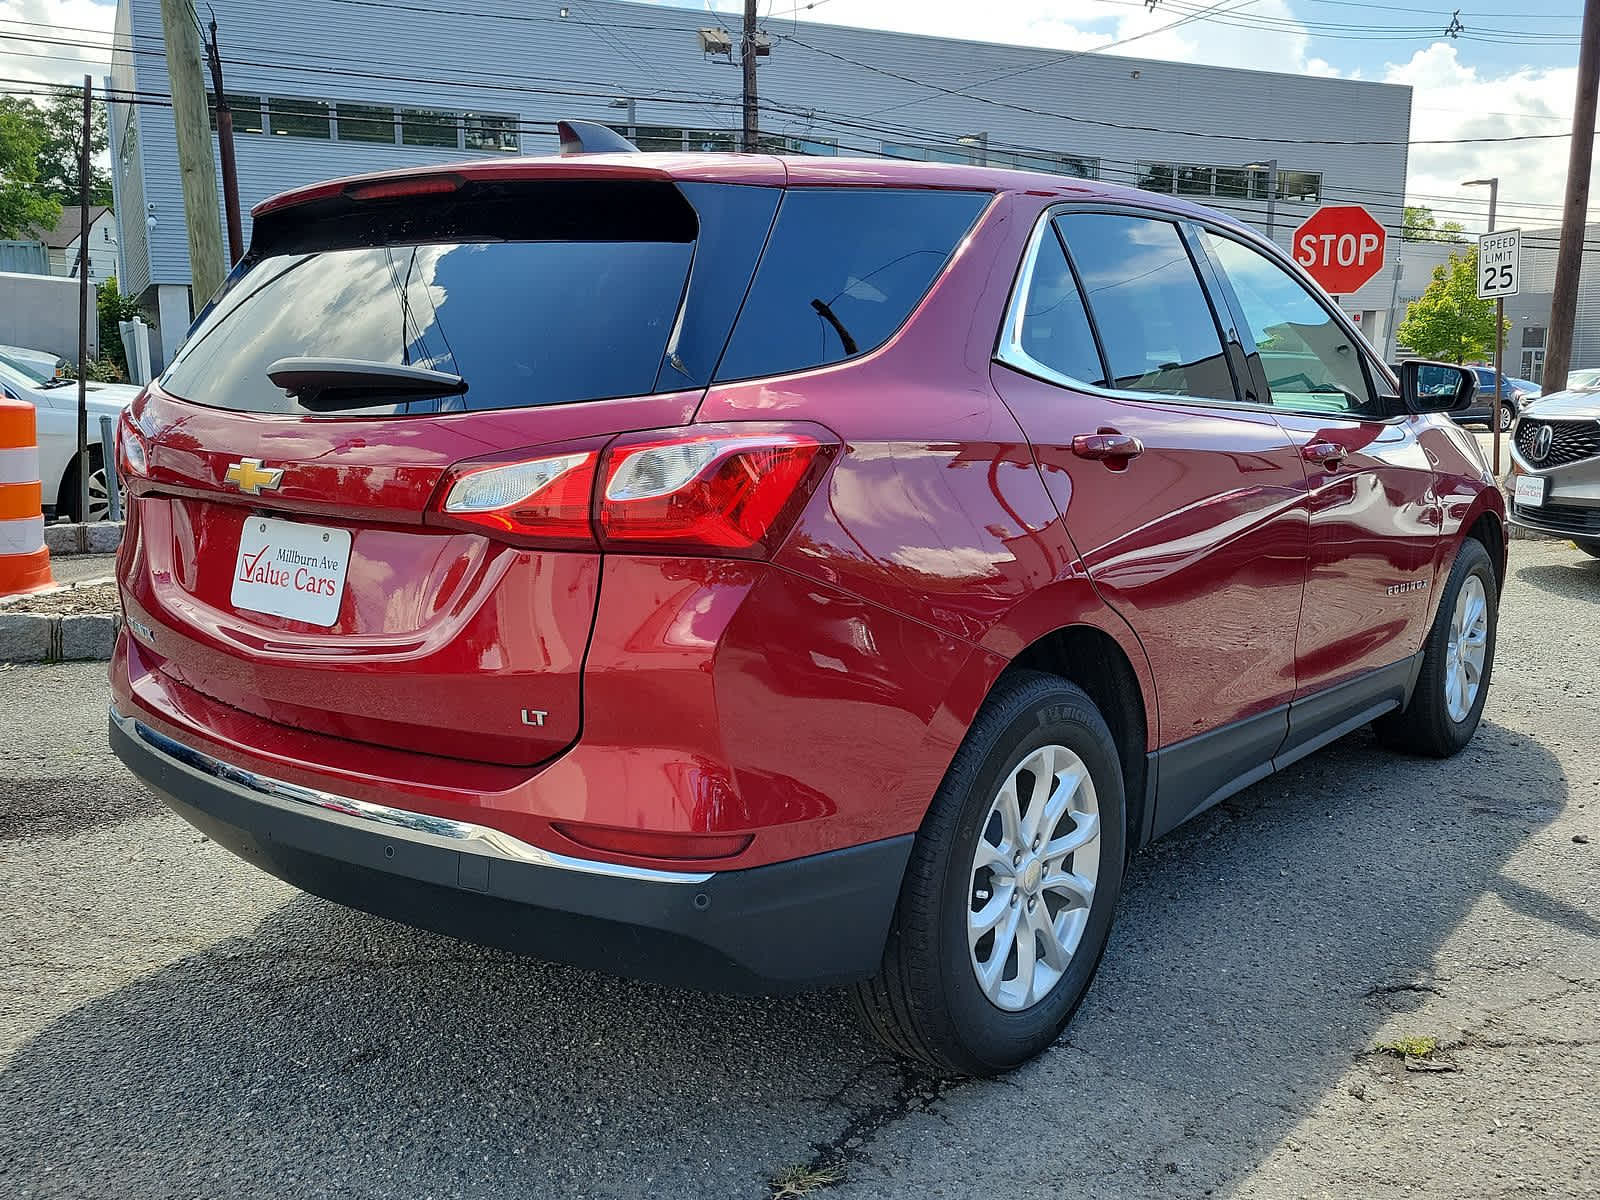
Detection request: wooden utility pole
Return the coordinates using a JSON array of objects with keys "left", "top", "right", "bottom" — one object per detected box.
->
[
  {"left": 158, "top": 0, "right": 225, "bottom": 304},
  {"left": 205, "top": 15, "right": 244, "bottom": 265},
  {"left": 741, "top": 0, "right": 758, "bottom": 152},
  {"left": 76, "top": 75, "right": 91, "bottom": 524},
  {"left": 1543, "top": 0, "right": 1599, "bottom": 394}
]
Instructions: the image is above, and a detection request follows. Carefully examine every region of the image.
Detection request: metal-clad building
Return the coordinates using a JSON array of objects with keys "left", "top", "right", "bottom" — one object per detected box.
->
[
  {"left": 109, "top": 0, "right": 1414, "bottom": 362},
  {"left": 1398, "top": 225, "right": 1600, "bottom": 382}
]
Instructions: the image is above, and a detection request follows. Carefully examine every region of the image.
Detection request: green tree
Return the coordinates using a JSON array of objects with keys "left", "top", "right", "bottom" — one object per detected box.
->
[
  {"left": 33, "top": 85, "right": 112, "bottom": 208},
  {"left": 1396, "top": 249, "right": 1508, "bottom": 363},
  {"left": 0, "top": 99, "right": 61, "bottom": 238},
  {"left": 1403, "top": 205, "right": 1467, "bottom": 243}
]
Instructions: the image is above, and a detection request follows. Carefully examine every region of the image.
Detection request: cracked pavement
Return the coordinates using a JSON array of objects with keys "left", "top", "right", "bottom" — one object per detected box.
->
[{"left": 2, "top": 538, "right": 1597, "bottom": 1198}]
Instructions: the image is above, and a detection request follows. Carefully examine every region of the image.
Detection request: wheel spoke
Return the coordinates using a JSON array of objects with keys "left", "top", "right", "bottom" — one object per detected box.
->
[
  {"left": 1041, "top": 868, "right": 1095, "bottom": 911},
  {"left": 975, "top": 905, "right": 1021, "bottom": 997},
  {"left": 972, "top": 837, "right": 1014, "bottom": 879},
  {"left": 1020, "top": 747, "right": 1058, "bottom": 842},
  {"left": 1012, "top": 913, "right": 1038, "bottom": 1003},
  {"left": 969, "top": 888, "right": 1015, "bottom": 943},
  {"left": 1033, "top": 905, "right": 1072, "bottom": 970},
  {"left": 995, "top": 776, "right": 1023, "bottom": 847},
  {"left": 1044, "top": 810, "right": 1099, "bottom": 862}
]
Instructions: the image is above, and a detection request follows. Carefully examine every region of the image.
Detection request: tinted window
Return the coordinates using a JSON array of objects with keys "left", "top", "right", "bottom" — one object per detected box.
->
[
  {"left": 714, "top": 189, "right": 988, "bottom": 382},
  {"left": 1054, "top": 213, "right": 1235, "bottom": 402},
  {"left": 162, "top": 241, "right": 692, "bottom": 415},
  {"left": 165, "top": 182, "right": 784, "bottom": 415},
  {"left": 1202, "top": 231, "right": 1374, "bottom": 415},
  {"left": 1014, "top": 227, "right": 1105, "bottom": 387}
]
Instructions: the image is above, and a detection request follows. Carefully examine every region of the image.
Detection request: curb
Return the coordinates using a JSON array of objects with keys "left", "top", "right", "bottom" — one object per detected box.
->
[
  {"left": 45, "top": 521, "right": 124, "bottom": 556},
  {"left": 0, "top": 611, "right": 120, "bottom": 663}
]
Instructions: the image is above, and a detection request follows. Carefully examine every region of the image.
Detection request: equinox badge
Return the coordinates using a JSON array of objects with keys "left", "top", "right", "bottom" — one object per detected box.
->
[{"left": 224, "top": 457, "right": 285, "bottom": 495}]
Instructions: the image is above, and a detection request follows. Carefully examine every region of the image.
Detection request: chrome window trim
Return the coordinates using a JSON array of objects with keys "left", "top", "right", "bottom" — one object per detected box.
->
[{"left": 112, "top": 708, "right": 714, "bottom": 885}]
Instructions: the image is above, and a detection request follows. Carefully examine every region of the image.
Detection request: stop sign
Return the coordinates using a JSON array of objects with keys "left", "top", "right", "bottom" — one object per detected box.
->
[{"left": 1291, "top": 205, "right": 1386, "bottom": 295}]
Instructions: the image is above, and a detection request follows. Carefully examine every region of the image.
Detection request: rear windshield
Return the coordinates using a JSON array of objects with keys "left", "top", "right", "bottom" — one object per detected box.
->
[
  {"left": 162, "top": 239, "right": 693, "bottom": 415},
  {"left": 159, "top": 179, "right": 987, "bottom": 415}
]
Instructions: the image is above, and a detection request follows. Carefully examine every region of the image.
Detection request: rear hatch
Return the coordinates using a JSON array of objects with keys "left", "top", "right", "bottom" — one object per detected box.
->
[{"left": 120, "top": 166, "right": 783, "bottom": 766}]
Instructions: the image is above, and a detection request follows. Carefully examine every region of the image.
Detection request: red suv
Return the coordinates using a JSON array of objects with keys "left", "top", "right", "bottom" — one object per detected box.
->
[{"left": 110, "top": 146, "right": 1504, "bottom": 1076}]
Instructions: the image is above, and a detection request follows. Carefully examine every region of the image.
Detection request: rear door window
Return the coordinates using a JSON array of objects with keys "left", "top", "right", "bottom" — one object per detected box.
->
[
  {"left": 1054, "top": 212, "right": 1237, "bottom": 403},
  {"left": 1010, "top": 226, "right": 1106, "bottom": 388},
  {"left": 160, "top": 180, "right": 779, "bottom": 416},
  {"left": 713, "top": 188, "right": 989, "bottom": 383}
]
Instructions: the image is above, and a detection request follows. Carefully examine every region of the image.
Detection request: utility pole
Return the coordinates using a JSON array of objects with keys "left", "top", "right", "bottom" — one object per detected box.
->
[
  {"left": 76, "top": 75, "right": 91, "bottom": 525},
  {"left": 1544, "top": 0, "right": 1599, "bottom": 395},
  {"left": 741, "top": 0, "right": 758, "bottom": 152},
  {"left": 158, "top": 0, "right": 226, "bottom": 305},
  {"left": 204, "top": 13, "right": 244, "bottom": 265}
]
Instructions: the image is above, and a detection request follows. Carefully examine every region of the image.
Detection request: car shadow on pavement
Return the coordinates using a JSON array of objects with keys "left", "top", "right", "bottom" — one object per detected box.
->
[
  {"left": 1513, "top": 551, "right": 1600, "bottom": 602},
  {"left": 0, "top": 721, "right": 1568, "bottom": 1200}
]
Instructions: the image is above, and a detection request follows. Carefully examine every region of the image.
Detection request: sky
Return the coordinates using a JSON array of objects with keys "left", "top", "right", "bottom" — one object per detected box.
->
[{"left": 0, "top": 0, "right": 1589, "bottom": 232}]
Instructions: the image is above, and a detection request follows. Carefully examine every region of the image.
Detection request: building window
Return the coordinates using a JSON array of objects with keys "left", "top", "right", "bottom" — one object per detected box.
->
[
  {"left": 209, "top": 93, "right": 265, "bottom": 135},
  {"left": 989, "top": 149, "right": 1097, "bottom": 178},
  {"left": 401, "top": 108, "right": 460, "bottom": 148},
  {"left": 1176, "top": 165, "right": 1214, "bottom": 196},
  {"left": 1522, "top": 325, "right": 1546, "bottom": 349},
  {"left": 757, "top": 134, "right": 839, "bottom": 156},
  {"left": 464, "top": 113, "right": 519, "bottom": 153},
  {"left": 1275, "top": 170, "right": 1321, "bottom": 203},
  {"left": 337, "top": 103, "right": 397, "bottom": 144},
  {"left": 1214, "top": 166, "right": 1251, "bottom": 199},
  {"left": 630, "top": 125, "right": 689, "bottom": 152},
  {"left": 268, "top": 98, "right": 331, "bottom": 139},
  {"left": 1136, "top": 163, "right": 1175, "bottom": 193},
  {"left": 685, "top": 130, "right": 738, "bottom": 153}
]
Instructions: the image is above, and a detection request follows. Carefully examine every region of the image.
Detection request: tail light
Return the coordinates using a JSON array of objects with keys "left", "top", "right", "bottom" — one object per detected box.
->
[
  {"left": 427, "top": 423, "right": 835, "bottom": 557},
  {"left": 115, "top": 410, "right": 147, "bottom": 484}
]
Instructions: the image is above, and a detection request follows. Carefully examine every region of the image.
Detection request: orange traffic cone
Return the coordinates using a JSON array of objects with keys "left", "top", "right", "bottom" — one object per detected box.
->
[{"left": 0, "top": 396, "right": 53, "bottom": 595}]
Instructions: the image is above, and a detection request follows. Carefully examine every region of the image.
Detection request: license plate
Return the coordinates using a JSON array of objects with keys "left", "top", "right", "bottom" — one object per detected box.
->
[
  {"left": 231, "top": 517, "right": 351, "bottom": 627},
  {"left": 1514, "top": 474, "right": 1547, "bottom": 509}
]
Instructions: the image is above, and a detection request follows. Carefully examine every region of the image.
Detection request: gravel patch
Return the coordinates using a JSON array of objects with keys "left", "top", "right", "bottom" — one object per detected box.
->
[{"left": 2, "top": 581, "right": 118, "bottom": 616}]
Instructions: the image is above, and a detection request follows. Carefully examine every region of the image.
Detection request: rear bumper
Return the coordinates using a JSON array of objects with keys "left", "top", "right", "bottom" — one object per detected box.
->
[{"left": 110, "top": 708, "right": 911, "bottom": 993}]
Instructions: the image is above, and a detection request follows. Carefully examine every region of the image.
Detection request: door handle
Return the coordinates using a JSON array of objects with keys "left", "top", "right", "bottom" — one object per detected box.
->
[
  {"left": 1072, "top": 432, "right": 1145, "bottom": 462},
  {"left": 1301, "top": 441, "right": 1347, "bottom": 467}
]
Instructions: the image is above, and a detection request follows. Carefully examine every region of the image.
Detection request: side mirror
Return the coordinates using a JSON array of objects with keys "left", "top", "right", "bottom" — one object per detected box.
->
[{"left": 1400, "top": 360, "right": 1475, "bottom": 414}]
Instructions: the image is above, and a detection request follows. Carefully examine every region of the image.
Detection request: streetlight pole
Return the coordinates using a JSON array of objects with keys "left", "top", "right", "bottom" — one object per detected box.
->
[
  {"left": 608, "top": 96, "right": 636, "bottom": 142},
  {"left": 1245, "top": 159, "right": 1279, "bottom": 242},
  {"left": 959, "top": 132, "right": 988, "bottom": 166},
  {"left": 1465, "top": 176, "right": 1504, "bottom": 475}
]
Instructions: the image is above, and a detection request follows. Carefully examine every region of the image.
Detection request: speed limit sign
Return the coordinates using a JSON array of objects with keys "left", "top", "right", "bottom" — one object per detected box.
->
[{"left": 1478, "top": 228, "right": 1520, "bottom": 298}]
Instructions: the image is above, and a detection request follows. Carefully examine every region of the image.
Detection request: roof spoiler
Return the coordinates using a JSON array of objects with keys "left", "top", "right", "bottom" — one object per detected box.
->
[{"left": 556, "top": 120, "right": 640, "bottom": 156}]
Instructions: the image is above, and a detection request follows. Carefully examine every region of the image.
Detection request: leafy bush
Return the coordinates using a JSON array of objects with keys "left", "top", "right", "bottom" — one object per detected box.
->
[
  {"left": 97, "top": 275, "right": 143, "bottom": 377},
  {"left": 60, "top": 356, "right": 126, "bottom": 383}
]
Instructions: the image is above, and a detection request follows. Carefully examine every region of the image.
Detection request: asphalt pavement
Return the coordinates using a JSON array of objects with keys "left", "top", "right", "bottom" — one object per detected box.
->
[{"left": 2, "top": 539, "right": 1596, "bottom": 1199}]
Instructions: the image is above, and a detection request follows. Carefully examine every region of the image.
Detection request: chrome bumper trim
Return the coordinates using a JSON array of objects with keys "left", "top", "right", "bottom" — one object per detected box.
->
[{"left": 111, "top": 707, "right": 713, "bottom": 885}]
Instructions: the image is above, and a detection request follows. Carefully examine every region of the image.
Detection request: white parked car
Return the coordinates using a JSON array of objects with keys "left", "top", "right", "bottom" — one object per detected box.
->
[{"left": 0, "top": 355, "right": 142, "bottom": 522}]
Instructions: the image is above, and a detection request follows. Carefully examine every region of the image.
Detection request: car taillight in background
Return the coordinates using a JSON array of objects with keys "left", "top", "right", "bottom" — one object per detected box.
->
[{"left": 428, "top": 423, "right": 837, "bottom": 558}]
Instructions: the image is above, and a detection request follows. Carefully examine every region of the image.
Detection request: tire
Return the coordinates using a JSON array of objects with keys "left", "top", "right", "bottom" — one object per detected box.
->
[
  {"left": 59, "top": 450, "right": 110, "bottom": 524},
  {"left": 1574, "top": 540, "right": 1600, "bottom": 560},
  {"left": 1498, "top": 403, "right": 1515, "bottom": 433},
  {"left": 852, "top": 670, "right": 1127, "bottom": 1076},
  {"left": 1375, "top": 537, "right": 1497, "bottom": 757}
]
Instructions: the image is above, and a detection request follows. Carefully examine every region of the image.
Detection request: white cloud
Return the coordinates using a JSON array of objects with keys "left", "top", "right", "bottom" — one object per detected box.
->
[
  {"left": 1382, "top": 43, "right": 1581, "bottom": 230},
  {"left": 0, "top": 0, "right": 117, "bottom": 91}
]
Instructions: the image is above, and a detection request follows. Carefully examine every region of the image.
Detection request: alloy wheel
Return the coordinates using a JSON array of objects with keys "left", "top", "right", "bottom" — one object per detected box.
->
[
  {"left": 967, "top": 743, "right": 1101, "bottom": 1012},
  {"left": 1444, "top": 574, "right": 1488, "bottom": 722},
  {"left": 86, "top": 468, "right": 111, "bottom": 523}
]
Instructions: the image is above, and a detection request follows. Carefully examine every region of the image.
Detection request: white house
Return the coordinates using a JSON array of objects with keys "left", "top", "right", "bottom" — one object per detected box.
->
[{"left": 28, "top": 206, "right": 117, "bottom": 284}]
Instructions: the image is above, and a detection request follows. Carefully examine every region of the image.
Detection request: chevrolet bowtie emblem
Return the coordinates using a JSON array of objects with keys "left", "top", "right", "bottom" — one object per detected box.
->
[{"left": 223, "top": 457, "right": 285, "bottom": 495}]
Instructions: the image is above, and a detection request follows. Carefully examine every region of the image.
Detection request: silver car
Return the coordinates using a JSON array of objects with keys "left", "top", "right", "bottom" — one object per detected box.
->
[{"left": 1510, "top": 385, "right": 1600, "bottom": 557}]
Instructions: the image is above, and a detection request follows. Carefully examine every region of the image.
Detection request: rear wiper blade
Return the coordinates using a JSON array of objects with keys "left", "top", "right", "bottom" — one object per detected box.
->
[
  {"left": 809, "top": 298, "right": 858, "bottom": 356},
  {"left": 266, "top": 357, "right": 467, "bottom": 412}
]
